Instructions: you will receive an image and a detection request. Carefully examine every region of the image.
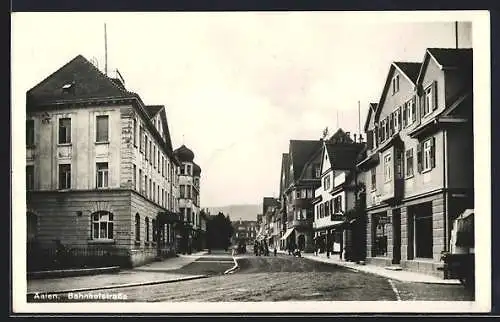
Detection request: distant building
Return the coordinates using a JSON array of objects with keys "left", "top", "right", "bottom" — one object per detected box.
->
[
  {"left": 25, "top": 55, "right": 182, "bottom": 268},
  {"left": 232, "top": 219, "right": 258, "bottom": 244}
]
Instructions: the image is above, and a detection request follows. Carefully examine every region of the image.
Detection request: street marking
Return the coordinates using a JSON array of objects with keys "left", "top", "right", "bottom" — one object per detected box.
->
[{"left": 388, "top": 279, "right": 402, "bottom": 301}]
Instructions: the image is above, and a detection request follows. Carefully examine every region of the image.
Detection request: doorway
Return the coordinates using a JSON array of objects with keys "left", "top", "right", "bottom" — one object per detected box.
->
[{"left": 392, "top": 208, "right": 401, "bottom": 264}]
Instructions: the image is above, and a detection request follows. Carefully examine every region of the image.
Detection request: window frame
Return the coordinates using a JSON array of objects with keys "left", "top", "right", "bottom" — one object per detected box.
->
[
  {"left": 58, "top": 117, "right": 72, "bottom": 144},
  {"left": 96, "top": 115, "right": 109, "bottom": 143},
  {"left": 405, "top": 148, "right": 414, "bottom": 178},
  {"left": 96, "top": 162, "right": 109, "bottom": 188},
  {"left": 26, "top": 119, "right": 35, "bottom": 147},
  {"left": 423, "top": 139, "right": 433, "bottom": 172},
  {"left": 383, "top": 152, "right": 392, "bottom": 183},
  {"left": 58, "top": 163, "right": 71, "bottom": 190},
  {"left": 423, "top": 84, "right": 435, "bottom": 117},
  {"left": 91, "top": 211, "right": 114, "bottom": 240}
]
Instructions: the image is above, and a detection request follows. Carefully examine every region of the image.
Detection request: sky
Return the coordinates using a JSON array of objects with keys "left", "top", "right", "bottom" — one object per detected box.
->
[{"left": 12, "top": 12, "right": 476, "bottom": 207}]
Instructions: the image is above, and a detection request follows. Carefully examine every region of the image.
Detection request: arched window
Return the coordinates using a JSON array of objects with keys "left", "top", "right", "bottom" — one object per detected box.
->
[
  {"left": 135, "top": 213, "right": 140, "bottom": 241},
  {"left": 145, "top": 217, "right": 150, "bottom": 242},
  {"left": 27, "top": 211, "right": 38, "bottom": 241},
  {"left": 91, "top": 211, "right": 114, "bottom": 240}
]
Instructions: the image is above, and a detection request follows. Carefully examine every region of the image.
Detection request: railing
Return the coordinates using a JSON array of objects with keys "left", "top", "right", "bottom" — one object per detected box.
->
[{"left": 27, "top": 243, "right": 131, "bottom": 272}]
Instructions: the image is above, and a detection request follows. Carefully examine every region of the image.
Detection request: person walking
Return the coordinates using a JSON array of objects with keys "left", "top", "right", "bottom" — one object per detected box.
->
[{"left": 326, "top": 232, "right": 331, "bottom": 259}]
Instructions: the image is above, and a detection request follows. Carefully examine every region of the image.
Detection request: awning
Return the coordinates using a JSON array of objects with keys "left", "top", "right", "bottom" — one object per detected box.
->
[
  {"left": 280, "top": 228, "right": 295, "bottom": 240},
  {"left": 459, "top": 209, "right": 474, "bottom": 220}
]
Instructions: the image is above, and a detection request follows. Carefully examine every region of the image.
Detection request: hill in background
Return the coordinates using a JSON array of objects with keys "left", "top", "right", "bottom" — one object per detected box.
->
[{"left": 205, "top": 204, "right": 261, "bottom": 222}]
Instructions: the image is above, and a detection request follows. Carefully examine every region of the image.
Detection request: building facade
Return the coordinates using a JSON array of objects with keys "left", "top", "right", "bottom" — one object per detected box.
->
[
  {"left": 312, "top": 130, "right": 366, "bottom": 259},
  {"left": 232, "top": 220, "right": 258, "bottom": 245},
  {"left": 357, "top": 48, "right": 474, "bottom": 277},
  {"left": 26, "top": 55, "right": 182, "bottom": 268},
  {"left": 280, "top": 140, "right": 323, "bottom": 253},
  {"left": 173, "top": 145, "right": 202, "bottom": 253}
]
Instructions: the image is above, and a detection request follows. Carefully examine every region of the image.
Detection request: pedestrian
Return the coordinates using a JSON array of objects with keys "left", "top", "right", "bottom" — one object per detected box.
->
[
  {"left": 326, "top": 233, "right": 331, "bottom": 259},
  {"left": 313, "top": 237, "right": 318, "bottom": 256},
  {"left": 274, "top": 248, "right": 277, "bottom": 256}
]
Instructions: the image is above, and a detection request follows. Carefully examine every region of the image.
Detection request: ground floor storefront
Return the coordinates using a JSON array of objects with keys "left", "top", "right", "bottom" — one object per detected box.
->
[
  {"left": 26, "top": 189, "right": 180, "bottom": 270},
  {"left": 365, "top": 189, "right": 473, "bottom": 278}
]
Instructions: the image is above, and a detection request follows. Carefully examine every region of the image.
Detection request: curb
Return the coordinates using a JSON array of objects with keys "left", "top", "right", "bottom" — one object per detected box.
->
[
  {"left": 223, "top": 256, "right": 239, "bottom": 274},
  {"left": 303, "top": 256, "right": 462, "bottom": 285},
  {"left": 28, "top": 266, "right": 121, "bottom": 280},
  {"left": 27, "top": 274, "right": 208, "bottom": 297}
]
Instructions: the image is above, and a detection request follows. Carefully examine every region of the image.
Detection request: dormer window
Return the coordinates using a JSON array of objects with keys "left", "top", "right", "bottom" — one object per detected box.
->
[
  {"left": 62, "top": 83, "right": 74, "bottom": 94},
  {"left": 392, "top": 75, "right": 399, "bottom": 95}
]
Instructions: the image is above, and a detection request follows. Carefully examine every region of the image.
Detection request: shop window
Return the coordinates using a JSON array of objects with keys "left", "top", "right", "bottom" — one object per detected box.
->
[
  {"left": 413, "top": 203, "right": 433, "bottom": 258},
  {"left": 372, "top": 213, "right": 388, "bottom": 256}
]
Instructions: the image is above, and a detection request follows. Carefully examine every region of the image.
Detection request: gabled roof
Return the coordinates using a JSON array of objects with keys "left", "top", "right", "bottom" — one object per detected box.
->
[
  {"left": 324, "top": 142, "right": 365, "bottom": 171},
  {"left": 374, "top": 61, "right": 422, "bottom": 121},
  {"left": 279, "top": 153, "right": 290, "bottom": 197},
  {"left": 416, "top": 48, "right": 473, "bottom": 85},
  {"left": 328, "top": 128, "right": 354, "bottom": 144},
  {"left": 27, "top": 55, "right": 134, "bottom": 107},
  {"left": 363, "top": 103, "right": 378, "bottom": 133},
  {"left": 289, "top": 140, "right": 323, "bottom": 181}
]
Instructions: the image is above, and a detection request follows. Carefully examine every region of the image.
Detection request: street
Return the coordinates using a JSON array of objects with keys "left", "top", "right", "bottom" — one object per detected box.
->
[{"left": 32, "top": 249, "right": 474, "bottom": 302}]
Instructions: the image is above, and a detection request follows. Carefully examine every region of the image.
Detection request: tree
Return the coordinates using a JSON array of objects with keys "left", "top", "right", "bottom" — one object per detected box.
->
[{"left": 205, "top": 212, "right": 234, "bottom": 250}]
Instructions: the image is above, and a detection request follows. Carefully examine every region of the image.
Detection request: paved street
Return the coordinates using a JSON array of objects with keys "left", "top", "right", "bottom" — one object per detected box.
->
[{"left": 28, "top": 249, "right": 473, "bottom": 302}]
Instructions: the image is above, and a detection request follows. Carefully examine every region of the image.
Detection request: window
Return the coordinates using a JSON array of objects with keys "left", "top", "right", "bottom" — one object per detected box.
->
[
  {"left": 92, "top": 211, "right": 114, "bottom": 240},
  {"left": 410, "top": 97, "right": 416, "bottom": 123},
  {"left": 96, "top": 115, "right": 109, "bottom": 142},
  {"left": 153, "top": 182, "right": 156, "bottom": 202},
  {"left": 384, "top": 153, "right": 392, "bottom": 182},
  {"left": 139, "top": 169, "right": 143, "bottom": 193},
  {"left": 412, "top": 203, "right": 433, "bottom": 258},
  {"left": 422, "top": 82, "right": 436, "bottom": 116},
  {"left": 157, "top": 185, "right": 160, "bottom": 203},
  {"left": 135, "top": 213, "right": 141, "bottom": 241},
  {"left": 396, "top": 150, "right": 404, "bottom": 179},
  {"left": 393, "top": 108, "right": 400, "bottom": 132},
  {"left": 307, "top": 189, "right": 313, "bottom": 198},
  {"left": 314, "top": 165, "right": 321, "bottom": 178},
  {"left": 380, "top": 119, "right": 386, "bottom": 142},
  {"left": 149, "top": 140, "right": 152, "bottom": 165},
  {"left": 423, "top": 139, "right": 434, "bottom": 172},
  {"left": 26, "top": 165, "right": 34, "bottom": 190},
  {"left": 296, "top": 190, "right": 301, "bottom": 199},
  {"left": 133, "top": 164, "right": 137, "bottom": 190},
  {"left": 157, "top": 150, "right": 160, "bottom": 171},
  {"left": 26, "top": 120, "right": 35, "bottom": 146},
  {"left": 161, "top": 188, "right": 164, "bottom": 206},
  {"left": 152, "top": 219, "right": 157, "bottom": 242},
  {"left": 405, "top": 149, "right": 414, "bottom": 178},
  {"left": 140, "top": 126, "right": 145, "bottom": 153},
  {"left": 392, "top": 74, "right": 399, "bottom": 95},
  {"left": 133, "top": 118, "right": 137, "bottom": 146},
  {"left": 161, "top": 157, "right": 164, "bottom": 177},
  {"left": 145, "top": 217, "right": 150, "bottom": 242},
  {"left": 180, "top": 185, "right": 185, "bottom": 198},
  {"left": 371, "top": 168, "right": 376, "bottom": 190},
  {"left": 180, "top": 165, "right": 185, "bottom": 175},
  {"left": 144, "top": 175, "right": 148, "bottom": 196},
  {"left": 186, "top": 164, "right": 192, "bottom": 176},
  {"left": 333, "top": 195, "right": 342, "bottom": 213},
  {"left": 149, "top": 179, "right": 152, "bottom": 198},
  {"left": 58, "top": 164, "right": 71, "bottom": 189},
  {"left": 324, "top": 176, "right": 331, "bottom": 190},
  {"left": 301, "top": 189, "right": 307, "bottom": 199},
  {"left": 96, "top": 162, "right": 109, "bottom": 188},
  {"left": 324, "top": 200, "right": 330, "bottom": 216},
  {"left": 187, "top": 185, "right": 192, "bottom": 199},
  {"left": 58, "top": 118, "right": 71, "bottom": 144},
  {"left": 153, "top": 145, "right": 156, "bottom": 167},
  {"left": 372, "top": 212, "right": 388, "bottom": 256}
]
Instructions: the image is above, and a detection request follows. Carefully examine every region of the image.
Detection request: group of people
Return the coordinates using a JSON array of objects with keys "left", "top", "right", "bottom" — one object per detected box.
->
[
  {"left": 286, "top": 241, "right": 302, "bottom": 257},
  {"left": 254, "top": 240, "right": 275, "bottom": 256}
]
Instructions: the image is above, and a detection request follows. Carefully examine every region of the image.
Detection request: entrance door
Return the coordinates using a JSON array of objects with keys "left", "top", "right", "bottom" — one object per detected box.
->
[{"left": 392, "top": 208, "right": 401, "bottom": 264}]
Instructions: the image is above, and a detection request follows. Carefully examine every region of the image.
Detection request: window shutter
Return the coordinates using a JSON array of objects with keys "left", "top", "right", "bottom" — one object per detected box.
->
[
  {"left": 417, "top": 142, "right": 423, "bottom": 173},
  {"left": 390, "top": 114, "right": 394, "bottom": 136},
  {"left": 430, "top": 137, "right": 436, "bottom": 168},
  {"left": 433, "top": 81, "right": 438, "bottom": 111},
  {"left": 411, "top": 97, "right": 417, "bottom": 122},
  {"left": 397, "top": 106, "right": 402, "bottom": 131},
  {"left": 419, "top": 95, "right": 424, "bottom": 120}
]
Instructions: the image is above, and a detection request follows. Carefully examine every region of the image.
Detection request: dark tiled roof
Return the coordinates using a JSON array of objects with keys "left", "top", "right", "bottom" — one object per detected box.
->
[
  {"left": 173, "top": 144, "right": 195, "bottom": 162},
  {"left": 27, "top": 55, "right": 134, "bottom": 107},
  {"left": 279, "top": 153, "right": 290, "bottom": 196},
  {"left": 289, "top": 140, "right": 323, "bottom": 181},
  {"left": 427, "top": 48, "right": 473, "bottom": 68},
  {"left": 328, "top": 128, "right": 354, "bottom": 144},
  {"left": 324, "top": 142, "right": 365, "bottom": 170},
  {"left": 394, "top": 62, "right": 421, "bottom": 84},
  {"left": 146, "top": 105, "right": 164, "bottom": 119},
  {"left": 262, "top": 197, "right": 279, "bottom": 216},
  {"left": 364, "top": 103, "right": 378, "bottom": 132}
]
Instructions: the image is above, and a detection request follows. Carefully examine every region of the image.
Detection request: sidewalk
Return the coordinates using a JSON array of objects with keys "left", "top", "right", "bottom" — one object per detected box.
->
[
  {"left": 27, "top": 251, "right": 209, "bottom": 295},
  {"left": 271, "top": 248, "right": 461, "bottom": 285}
]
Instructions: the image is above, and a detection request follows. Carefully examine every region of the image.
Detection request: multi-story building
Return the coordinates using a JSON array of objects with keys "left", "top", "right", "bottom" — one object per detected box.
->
[
  {"left": 262, "top": 197, "right": 280, "bottom": 249},
  {"left": 280, "top": 139, "right": 323, "bottom": 252},
  {"left": 25, "top": 55, "right": 182, "bottom": 268},
  {"left": 173, "top": 145, "right": 202, "bottom": 253},
  {"left": 312, "top": 129, "right": 366, "bottom": 260},
  {"left": 357, "top": 48, "right": 473, "bottom": 277},
  {"left": 278, "top": 153, "right": 290, "bottom": 250}
]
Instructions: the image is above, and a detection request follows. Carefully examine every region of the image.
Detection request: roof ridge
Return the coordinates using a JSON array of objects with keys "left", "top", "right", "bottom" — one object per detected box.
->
[{"left": 79, "top": 55, "right": 133, "bottom": 96}]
